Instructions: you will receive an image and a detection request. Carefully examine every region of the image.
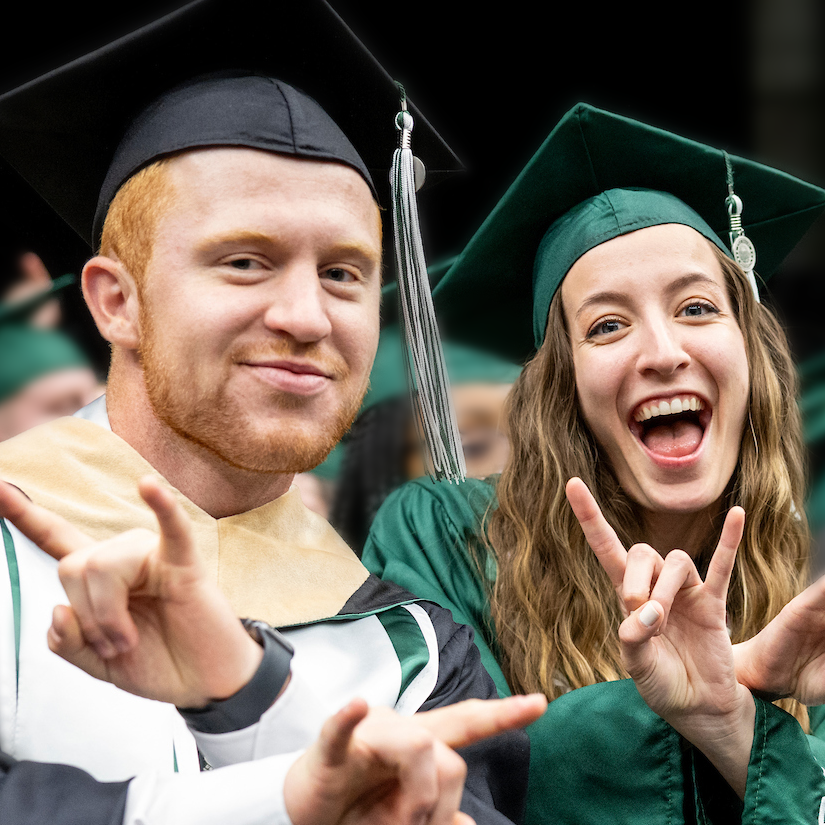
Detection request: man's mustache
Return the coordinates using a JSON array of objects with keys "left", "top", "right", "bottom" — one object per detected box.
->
[{"left": 230, "top": 341, "right": 349, "bottom": 380}]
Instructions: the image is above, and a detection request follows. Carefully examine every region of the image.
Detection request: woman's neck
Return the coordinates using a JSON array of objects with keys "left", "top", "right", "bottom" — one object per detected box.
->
[{"left": 641, "top": 501, "right": 723, "bottom": 559}]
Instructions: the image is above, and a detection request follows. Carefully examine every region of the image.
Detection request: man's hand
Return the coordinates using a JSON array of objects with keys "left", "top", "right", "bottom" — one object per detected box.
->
[
  {"left": 285, "top": 694, "right": 548, "bottom": 825},
  {"left": 566, "top": 477, "right": 754, "bottom": 798},
  {"left": 0, "top": 476, "right": 262, "bottom": 707},
  {"left": 733, "top": 574, "right": 825, "bottom": 706}
]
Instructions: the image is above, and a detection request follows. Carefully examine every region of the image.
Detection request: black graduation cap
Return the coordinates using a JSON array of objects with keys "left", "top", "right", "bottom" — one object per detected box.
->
[{"left": 0, "top": 0, "right": 462, "bottom": 248}]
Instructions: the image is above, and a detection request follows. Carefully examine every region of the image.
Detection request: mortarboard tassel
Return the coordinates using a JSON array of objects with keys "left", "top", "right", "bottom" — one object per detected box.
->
[
  {"left": 390, "top": 84, "right": 466, "bottom": 483},
  {"left": 724, "top": 152, "right": 760, "bottom": 303}
]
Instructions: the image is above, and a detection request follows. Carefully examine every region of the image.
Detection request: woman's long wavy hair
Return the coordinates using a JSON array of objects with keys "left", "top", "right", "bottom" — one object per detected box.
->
[{"left": 482, "top": 246, "right": 811, "bottom": 725}]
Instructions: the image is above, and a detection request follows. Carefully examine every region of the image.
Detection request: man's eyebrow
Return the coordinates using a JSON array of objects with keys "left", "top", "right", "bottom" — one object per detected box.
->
[
  {"left": 574, "top": 272, "right": 724, "bottom": 320},
  {"left": 325, "top": 240, "right": 382, "bottom": 268},
  {"left": 194, "top": 230, "right": 275, "bottom": 252},
  {"left": 193, "top": 232, "right": 382, "bottom": 268}
]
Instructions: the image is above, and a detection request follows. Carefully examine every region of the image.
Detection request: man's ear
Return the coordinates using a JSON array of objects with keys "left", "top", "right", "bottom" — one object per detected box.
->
[{"left": 82, "top": 256, "right": 141, "bottom": 350}]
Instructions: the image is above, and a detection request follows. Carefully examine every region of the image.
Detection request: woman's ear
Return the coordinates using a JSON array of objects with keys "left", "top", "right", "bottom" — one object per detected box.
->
[{"left": 81, "top": 256, "right": 141, "bottom": 350}]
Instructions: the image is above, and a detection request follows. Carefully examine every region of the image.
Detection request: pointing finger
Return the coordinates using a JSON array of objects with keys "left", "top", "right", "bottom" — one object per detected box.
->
[
  {"left": 0, "top": 480, "right": 94, "bottom": 559},
  {"left": 566, "top": 477, "right": 628, "bottom": 589},
  {"left": 414, "top": 694, "right": 547, "bottom": 750}
]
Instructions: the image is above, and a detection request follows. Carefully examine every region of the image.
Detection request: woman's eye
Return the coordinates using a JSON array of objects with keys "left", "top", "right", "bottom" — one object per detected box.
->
[
  {"left": 680, "top": 301, "right": 719, "bottom": 318},
  {"left": 587, "top": 318, "right": 623, "bottom": 338}
]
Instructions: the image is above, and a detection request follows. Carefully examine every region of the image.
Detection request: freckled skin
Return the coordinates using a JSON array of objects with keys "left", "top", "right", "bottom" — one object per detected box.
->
[
  {"left": 97, "top": 148, "right": 383, "bottom": 516},
  {"left": 561, "top": 224, "right": 749, "bottom": 531}
]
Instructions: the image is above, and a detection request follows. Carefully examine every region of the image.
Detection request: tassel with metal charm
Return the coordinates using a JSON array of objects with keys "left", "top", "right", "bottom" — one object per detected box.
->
[
  {"left": 724, "top": 152, "right": 760, "bottom": 302},
  {"left": 390, "top": 84, "right": 466, "bottom": 483}
]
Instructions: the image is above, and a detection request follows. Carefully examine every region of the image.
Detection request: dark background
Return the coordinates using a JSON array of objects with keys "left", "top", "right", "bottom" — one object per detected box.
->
[{"left": 0, "top": 0, "right": 822, "bottom": 367}]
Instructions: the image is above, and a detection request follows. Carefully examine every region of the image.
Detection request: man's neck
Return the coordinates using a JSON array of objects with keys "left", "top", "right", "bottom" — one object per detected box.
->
[{"left": 106, "top": 377, "right": 293, "bottom": 519}]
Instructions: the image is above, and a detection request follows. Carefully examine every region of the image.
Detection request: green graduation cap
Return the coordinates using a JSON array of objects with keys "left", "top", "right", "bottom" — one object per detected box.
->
[
  {"left": 0, "top": 272, "right": 75, "bottom": 325},
  {"left": 433, "top": 102, "right": 825, "bottom": 363},
  {"left": 0, "top": 278, "right": 91, "bottom": 403},
  {"left": 365, "top": 263, "right": 523, "bottom": 413}
]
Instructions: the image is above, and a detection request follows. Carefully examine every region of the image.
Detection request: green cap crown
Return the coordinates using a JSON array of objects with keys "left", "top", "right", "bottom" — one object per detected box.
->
[{"left": 434, "top": 103, "right": 825, "bottom": 362}]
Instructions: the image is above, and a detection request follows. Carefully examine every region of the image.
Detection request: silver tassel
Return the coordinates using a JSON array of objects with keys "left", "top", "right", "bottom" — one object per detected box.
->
[
  {"left": 390, "top": 85, "right": 465, "bottom": 483},
  {"left": 724, "top": 152, "right": 760, "bottom": 302}
]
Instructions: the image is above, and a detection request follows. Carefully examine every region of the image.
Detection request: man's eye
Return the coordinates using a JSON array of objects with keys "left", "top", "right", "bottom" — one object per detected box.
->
[
  {"left": 228, "top": 258, "right": 262, "bottom": 271},
  {"left": 323, "top": 268, "right": 356, "bottom": 283}
]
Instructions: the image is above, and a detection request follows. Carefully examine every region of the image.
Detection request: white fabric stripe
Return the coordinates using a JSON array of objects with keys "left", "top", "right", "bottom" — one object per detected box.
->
[
  {"left": 0, "top": 521, "right": 17, "bottom": 750},
  {"left": 394, "top": 603, "right": 439, "bottom": 716},
  {"left": 7, "top": 525, "right": 200, "bottom": 779}
]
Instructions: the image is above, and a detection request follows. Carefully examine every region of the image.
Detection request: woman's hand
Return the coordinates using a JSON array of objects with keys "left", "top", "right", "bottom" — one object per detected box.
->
[
  {"left": 733, "top": 574, "right": 825, "bottom": 706},
  {"left": 565, "top": 477, "right": 754, "bottom": 798}
]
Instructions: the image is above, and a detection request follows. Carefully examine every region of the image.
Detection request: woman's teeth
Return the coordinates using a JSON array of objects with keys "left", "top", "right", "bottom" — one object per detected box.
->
[{"left": 634, "top": 396, "right": 704, "bottom": 423}]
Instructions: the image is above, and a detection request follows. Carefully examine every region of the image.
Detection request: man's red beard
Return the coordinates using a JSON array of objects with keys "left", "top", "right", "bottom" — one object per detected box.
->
[{"left": 138, "top": 303, "right": 367, "bottom": 474}]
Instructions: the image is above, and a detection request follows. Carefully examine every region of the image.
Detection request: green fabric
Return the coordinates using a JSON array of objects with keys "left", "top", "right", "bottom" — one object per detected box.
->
[
  {"left": 432, "top": 102, "right": 825, "bottom": 362},
  {"left": 532, "top": 188, "right": 728, "bottom": 347},
  {"left": 0, "top": 273, "right": 76, "bottom": 324},
  {"left": 361, "top": 327, "right": 523, "bottom": 415},
  {"left": 309, "top": 442, "right": 344, "bottom": 480},
  {"left": 0, "top": 324, "right": 91, "bottom": 402},
  {"left": 363, "top": 477, "right": 825, "bottom": 824},
  {"left": 376, "top": 606, "right": 429, "bottom": 698},
  {"left": 1, "top": 518, "right": 20, "bottom": 695}
]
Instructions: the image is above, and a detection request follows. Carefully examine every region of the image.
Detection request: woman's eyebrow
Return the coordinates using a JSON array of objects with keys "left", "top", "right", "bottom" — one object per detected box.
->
[
  {"left": 574, "top": 290, "right": 630, "bottom": 321},
  {"left": 574, "top": 272, "right": 725, "bottom": 320},
  {"left": 662, "top": 272, "right": 725, "bottom": 298}
]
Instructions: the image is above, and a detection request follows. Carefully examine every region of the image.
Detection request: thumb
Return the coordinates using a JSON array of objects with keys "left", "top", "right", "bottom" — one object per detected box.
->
[
  {"left": 47, "top": 604, "right": 110, "bottom": 681},
  {"left": 618, "top": 600, "right": 664, "bottom": 681},
  {"left": 138, "top": 477, "right": 199, "bottom": 568}
]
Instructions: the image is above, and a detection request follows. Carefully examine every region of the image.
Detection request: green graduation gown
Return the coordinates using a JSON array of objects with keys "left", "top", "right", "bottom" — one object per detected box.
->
[{"left": 363, "top": 476, "right": 825, "bottom": 825}]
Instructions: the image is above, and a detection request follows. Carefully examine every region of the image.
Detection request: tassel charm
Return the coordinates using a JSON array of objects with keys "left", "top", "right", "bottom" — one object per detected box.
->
[
  {"left": 724, "top": 152, "right": 760, "bottom": 302},
  {"left": 390, "top": 84, "right": 465, "bottom": 483}
]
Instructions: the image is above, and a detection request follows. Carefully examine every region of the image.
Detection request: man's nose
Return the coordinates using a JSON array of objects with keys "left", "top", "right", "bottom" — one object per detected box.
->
[
  {"left": 262, "top": 265, "right": 333, "bottom": 343},
  {"left": 634, "top": 321, "right": 691, "bottom": 377}
]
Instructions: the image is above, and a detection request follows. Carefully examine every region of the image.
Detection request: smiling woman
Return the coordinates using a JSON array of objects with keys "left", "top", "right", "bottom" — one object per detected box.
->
[{"left": 363, "top": 103, "right": 825, "bottom": 823}]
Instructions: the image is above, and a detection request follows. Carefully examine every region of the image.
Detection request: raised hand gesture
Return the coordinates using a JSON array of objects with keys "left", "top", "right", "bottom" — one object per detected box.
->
[
  {"left": 286, "top": 694, "right": 547, "bottom": 825},
  {"left": 565, "top": 477, "right": 754, "bottom": 797},
  {"left": 0, "top": 476, "right": 262, "bottom": 708},
  {"left": 733, "top": 574, "right": 825, "bottom": 706}
]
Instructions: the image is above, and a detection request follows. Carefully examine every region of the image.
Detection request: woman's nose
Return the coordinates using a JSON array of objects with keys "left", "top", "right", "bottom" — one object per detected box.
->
[{"left": 634, "top": 321, "right": 691, "bottom": 377}]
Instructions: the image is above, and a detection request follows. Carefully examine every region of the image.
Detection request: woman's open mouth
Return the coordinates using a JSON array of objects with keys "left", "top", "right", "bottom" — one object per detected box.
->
[{"left": 629, "top": 395, "right": 711, "bottom": 460}]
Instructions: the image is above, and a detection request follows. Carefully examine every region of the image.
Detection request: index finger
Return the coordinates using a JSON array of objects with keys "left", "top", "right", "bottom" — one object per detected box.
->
[
  {"left": 703, "top": 506, "right": 745, "bottom": 600},
  {"left": 565, "top": 477, "right": 628, "bottom": 588},
  {"left": 137, "top": 476, "right": 199, "bottom": 568},
  {"left": 415, "top": 694, "right": 547, "bottom": 750},
  {"left": 0, "top": 480, "right": 94, "bottom": 560}
]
